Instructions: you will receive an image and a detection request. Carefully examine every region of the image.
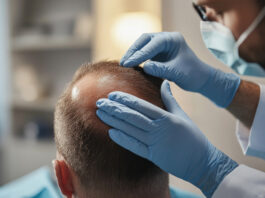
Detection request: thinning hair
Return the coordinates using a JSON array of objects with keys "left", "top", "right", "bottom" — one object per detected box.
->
[{"left": 54, "top": 61, "right": 168, "bottom": 197}]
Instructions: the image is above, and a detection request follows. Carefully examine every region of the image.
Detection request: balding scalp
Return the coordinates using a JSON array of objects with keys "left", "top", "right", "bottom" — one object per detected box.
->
[{"left": 54, "top": 61, "right": 168, "bottom": 197}]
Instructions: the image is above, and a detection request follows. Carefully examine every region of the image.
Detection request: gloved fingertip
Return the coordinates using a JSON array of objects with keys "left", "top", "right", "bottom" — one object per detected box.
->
[
  {"left": 96, "top": 109, "right": 101, "bottom": 117},
  {"left": 108, "top": 129, "right": 119, "bottom": 140},
  {"left": 108, "top": 91, "right": 126, "bottom": 100},
  {"left": 109, "top": 128, "right": 115, "bottom": 133},
  {"left": 163, "top": 79, "right": 170, "bottom": 87},
  {"left": 161, "top": 80, "right": 181, "bottom": 114},
  {"left": 120, "top": 57, "right": 126, "bottom": 66},
  {"left": 161, "top": 80, "right": 172, "bottom": 95},
  {"left": 144, "top": 61, "right": 154, "bottom": 67},
  {"left": 96, "top": 98, "right": 107, "bottom": 107},
  {"left": 96, "top": 100, "right": 103, "bottom": 107},
  {"left": 108, "top": 92, "right": 118, "bottom": 100},
  {"left": 123, "top": 60, "right": 135, "bottom": 67},
  {"left": 143, "top": 62, "right": 155, "bottom": 75}
]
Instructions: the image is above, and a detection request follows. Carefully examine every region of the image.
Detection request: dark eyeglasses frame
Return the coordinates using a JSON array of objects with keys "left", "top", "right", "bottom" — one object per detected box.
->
[{"left": 192, "top": 2, "right": 209, "bottom": 21}]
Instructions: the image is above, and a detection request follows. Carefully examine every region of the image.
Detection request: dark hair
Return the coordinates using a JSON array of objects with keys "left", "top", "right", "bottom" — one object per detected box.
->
[
  {"left": 54, "top": 61, "right": 168, "bottom": 197},
  {"left": 257, "top": 0, "right": 265, "bottom": 7}
]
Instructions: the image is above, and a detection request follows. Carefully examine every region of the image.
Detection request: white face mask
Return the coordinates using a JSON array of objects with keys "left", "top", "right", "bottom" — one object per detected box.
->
[{"left": 200, "top": 7, "right": 265, "bottom": 77}]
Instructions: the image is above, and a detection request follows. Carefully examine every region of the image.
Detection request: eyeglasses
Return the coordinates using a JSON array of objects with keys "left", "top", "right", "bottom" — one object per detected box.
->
[{"left": 192, "top": 2, "right": 209, "bottom": 21}]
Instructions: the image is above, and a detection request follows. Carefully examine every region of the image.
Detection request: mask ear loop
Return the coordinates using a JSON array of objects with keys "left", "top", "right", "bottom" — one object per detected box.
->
[{"left": 235, "top": 6, "right": 265, "bottom": 49}]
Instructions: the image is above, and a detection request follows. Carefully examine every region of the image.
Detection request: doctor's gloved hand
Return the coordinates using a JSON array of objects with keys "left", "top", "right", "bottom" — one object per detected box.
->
[
  {"left": 96, "top": 80, "right": 238, "bottom": 198},
  {"left": 120, "top": 32, "right": 241, "bottom": 108}
]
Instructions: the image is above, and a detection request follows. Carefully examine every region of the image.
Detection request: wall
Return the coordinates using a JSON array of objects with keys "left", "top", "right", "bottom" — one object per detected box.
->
[
  {"left": 93, "top": 0, "right": 161, "bottom": 61},
  {"left": 162, "top": 0, "right": 265, "bottom": 195},
  {"left": 0, "top": 0, "right": 10, "bottom": 184},
  {"left": 0, "top": 0, "right": 10, "bottom": 140}
]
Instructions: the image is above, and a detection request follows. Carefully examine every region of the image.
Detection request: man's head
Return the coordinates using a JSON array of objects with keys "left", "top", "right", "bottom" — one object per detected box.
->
[
  {"left": 195, "top": 0, "right": 265, "bottom": 67},
  {"left": 54, "top": 61, "right": 169, "bottom": 198}
]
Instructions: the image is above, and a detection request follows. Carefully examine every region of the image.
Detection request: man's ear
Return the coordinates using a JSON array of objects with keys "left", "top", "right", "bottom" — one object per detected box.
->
[{"left": 53, "top": 160, "right": 74, "bottom": 198}]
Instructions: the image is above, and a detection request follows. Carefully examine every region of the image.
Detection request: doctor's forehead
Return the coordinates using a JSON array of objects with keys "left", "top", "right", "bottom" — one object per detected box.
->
[
  {"left": 195, "top": 0, "right": 241, "bottom": 11},
  {"left": 195, "top": 0, "right": 263, "bottom": 11}
]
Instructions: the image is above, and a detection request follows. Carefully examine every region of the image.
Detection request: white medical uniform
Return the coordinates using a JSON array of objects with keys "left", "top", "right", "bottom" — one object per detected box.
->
[{"left": 213, "top": 84, "right": 265, "bottom": 198}]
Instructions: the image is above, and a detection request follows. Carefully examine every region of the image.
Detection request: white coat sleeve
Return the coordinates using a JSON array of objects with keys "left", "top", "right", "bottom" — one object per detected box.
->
[
  {"left": 212, "top": 84, "right": 265, "bottom": 197},
  {"left": 236, "top": 84, "right": 265, "bottom": 160},
  {"left": 212, "top": 165, "right": 265, "bottom": 198}
]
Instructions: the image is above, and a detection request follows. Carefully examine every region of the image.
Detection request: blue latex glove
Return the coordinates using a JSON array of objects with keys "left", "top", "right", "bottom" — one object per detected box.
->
[
  {"left": 96, "top": 80, "right": 238, "bottom": 198},
  {"left": 120, "top": 32, "right": 241, "bottom": 108}
]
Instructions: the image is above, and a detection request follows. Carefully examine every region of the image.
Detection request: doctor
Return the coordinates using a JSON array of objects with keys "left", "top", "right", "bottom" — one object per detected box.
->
[{"left": 96, "top": 0, "right": 265, "bottom": 197}]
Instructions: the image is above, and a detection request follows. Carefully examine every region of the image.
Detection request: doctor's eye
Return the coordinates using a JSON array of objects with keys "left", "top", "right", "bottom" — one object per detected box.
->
[{"left": 192, "top": 2, "right": 209, "bottom": 21}]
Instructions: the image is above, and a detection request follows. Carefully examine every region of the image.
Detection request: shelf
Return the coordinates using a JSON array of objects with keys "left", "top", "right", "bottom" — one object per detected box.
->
[
  {"left": 12, "top": 36, "right": 91, "bottom": 51},
  {"left": 5, "top": 0, "right": 95, "bottom": 185},
  {"left": 7, "top": 135, "right": 55, "bottom": 146},
  {"left": 12, "top": 98, "right": 56, "bottom": 112}
]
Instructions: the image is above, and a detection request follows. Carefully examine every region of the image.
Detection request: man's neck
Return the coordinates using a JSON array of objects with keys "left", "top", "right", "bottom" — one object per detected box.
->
[{"left": 78, "top": 187, "right": 171, "bottom": 198}]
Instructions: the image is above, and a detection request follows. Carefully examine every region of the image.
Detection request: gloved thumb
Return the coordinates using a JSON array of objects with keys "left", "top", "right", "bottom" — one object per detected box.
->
[
  {"left": 161, "top": 80, "right": 181, "bottom": 114},
  {"left": 143, "top": 61, "right": 167, "bottom": 79}
]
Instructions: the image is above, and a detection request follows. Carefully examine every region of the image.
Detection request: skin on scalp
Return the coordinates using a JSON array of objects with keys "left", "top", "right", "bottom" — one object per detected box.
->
[{"left": 71, "top": 72, "right": 163, "bottom": 131}]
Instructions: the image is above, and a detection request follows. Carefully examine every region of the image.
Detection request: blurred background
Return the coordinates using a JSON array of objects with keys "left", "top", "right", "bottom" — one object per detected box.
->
[{"left": 0, "top": 0, "right": 265, "bottom": 196}]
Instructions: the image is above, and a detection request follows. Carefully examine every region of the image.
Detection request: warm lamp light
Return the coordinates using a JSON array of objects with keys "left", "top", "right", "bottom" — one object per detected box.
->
[{"left": 111, "top": 12, "right": 161, "bottom": 50}]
